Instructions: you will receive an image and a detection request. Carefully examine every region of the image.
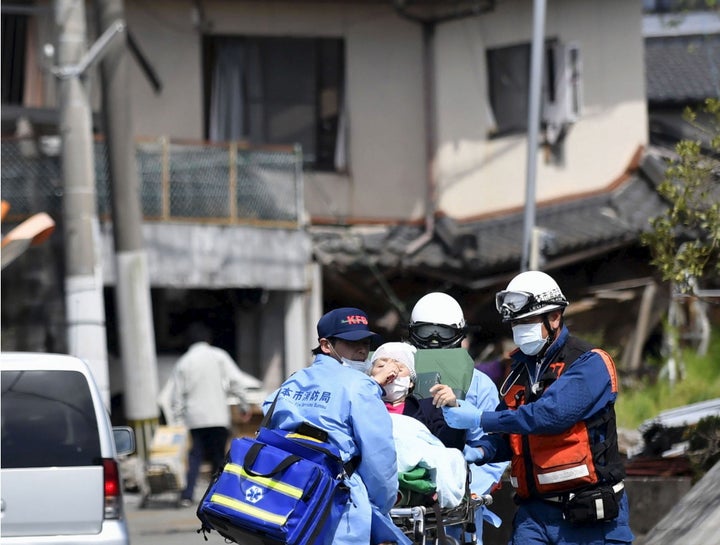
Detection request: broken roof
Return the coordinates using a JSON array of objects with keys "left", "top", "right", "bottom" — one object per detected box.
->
[{"left": 311, "top": 151, "right": 669, "bottom": 288}]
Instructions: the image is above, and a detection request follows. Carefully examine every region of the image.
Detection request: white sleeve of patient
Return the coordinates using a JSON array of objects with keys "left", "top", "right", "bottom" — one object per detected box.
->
[{"left": 389, "top": 414, "right": 466, "bottom": 508}]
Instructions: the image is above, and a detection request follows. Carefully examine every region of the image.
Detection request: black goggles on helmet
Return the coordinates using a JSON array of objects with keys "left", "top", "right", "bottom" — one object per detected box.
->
[{"left": 410, "top": 322, "right": 461, "bottom": 341}]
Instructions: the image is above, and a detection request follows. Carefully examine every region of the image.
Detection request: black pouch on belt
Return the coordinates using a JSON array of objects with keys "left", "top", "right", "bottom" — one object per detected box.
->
[{"left": 563, "top": 484, "right": 622, "bottom": 524}]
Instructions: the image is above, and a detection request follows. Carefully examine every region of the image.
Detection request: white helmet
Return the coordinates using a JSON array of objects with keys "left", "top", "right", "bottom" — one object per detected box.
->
[
  {"left": 409, "top": 292, "right": 466, "bottom": 349},
  {"left": 495, "top": 271, "right": 568, "bottom": 322}
]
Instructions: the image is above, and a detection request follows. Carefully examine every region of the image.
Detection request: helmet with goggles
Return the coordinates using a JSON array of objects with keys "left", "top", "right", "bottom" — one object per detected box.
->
[
  {"left": 496, "top": 271, "right": 568, "bottom": 323},
  {"left": 409, "top": 292, "right": 466, "bottom": 349}
]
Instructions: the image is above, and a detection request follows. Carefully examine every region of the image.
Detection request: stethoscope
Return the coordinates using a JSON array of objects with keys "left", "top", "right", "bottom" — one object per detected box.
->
[{"left": 499, "top": 349, "right": 553, "bottom": 398}]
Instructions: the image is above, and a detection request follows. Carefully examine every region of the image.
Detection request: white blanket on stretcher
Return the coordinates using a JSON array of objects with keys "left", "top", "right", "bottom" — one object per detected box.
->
[{"left": 389, "top": 413, "right": 466, "bottom": 508}]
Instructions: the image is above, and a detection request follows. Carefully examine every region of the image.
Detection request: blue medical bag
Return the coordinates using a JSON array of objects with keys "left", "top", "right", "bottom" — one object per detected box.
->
[{"left": 197, "top": 427, "right": 350, "bottom": 545}]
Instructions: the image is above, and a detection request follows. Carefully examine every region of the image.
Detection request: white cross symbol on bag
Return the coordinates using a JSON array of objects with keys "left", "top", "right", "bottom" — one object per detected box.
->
[{"left": 245, "top": 486, "right": 264, "bottom": 504}]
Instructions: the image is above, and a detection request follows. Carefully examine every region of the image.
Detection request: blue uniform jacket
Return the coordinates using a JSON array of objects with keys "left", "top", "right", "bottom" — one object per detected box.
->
[
  {"left": 263, "top": 354, "right": 410, "bottom": 545},
  {"left": 463, "top": 368, "right": 509, "bottom": 531}
]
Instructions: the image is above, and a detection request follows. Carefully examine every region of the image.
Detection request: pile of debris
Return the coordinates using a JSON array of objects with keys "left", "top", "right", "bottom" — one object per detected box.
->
[{"left": 624, "top": 398, "right": 720, "bottom": 479}]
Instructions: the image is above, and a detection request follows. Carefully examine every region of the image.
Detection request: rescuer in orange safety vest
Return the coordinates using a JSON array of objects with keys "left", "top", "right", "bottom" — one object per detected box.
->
[{"left": 436, "top": 271, "right": 633, "bottom": 545}]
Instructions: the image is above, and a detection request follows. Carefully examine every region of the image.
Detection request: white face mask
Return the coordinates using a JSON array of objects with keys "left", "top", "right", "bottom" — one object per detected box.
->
[
  {"left": 341, "top": 358, "right": 372, "bottom": 374},
  {"left": 512, "top": 322, "right": 547, "bottom": 356},
  {"left": 328, "top": 343, "right": 371, "bottom": 374},
  {"left": 382, "top": 376, "right": 412, "bottom": 403}
]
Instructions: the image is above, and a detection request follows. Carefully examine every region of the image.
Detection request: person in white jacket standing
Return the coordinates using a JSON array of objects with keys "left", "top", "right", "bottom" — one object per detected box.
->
[{"left": 170, "top": 323, "right": 251, "bottom": 507}]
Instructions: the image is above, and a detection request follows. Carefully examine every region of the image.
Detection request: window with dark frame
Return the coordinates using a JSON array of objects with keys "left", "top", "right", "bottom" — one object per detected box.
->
[
  {"left": 205, "top": 36, "right": 345, "bottom": 172},
  {"left": 486, "top": 40, "right": 565, "bottom": 138},
  {"left": 486, "top": 43, "right": 531, "bottom": 137},
  {"left": 1, "top": 11, "right": 28, "bottom": 105}
]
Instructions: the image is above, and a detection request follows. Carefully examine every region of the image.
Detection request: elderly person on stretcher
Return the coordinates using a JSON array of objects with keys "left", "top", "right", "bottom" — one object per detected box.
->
[{"left": 369, "top": 342, "right": 468, "bottom": 509}]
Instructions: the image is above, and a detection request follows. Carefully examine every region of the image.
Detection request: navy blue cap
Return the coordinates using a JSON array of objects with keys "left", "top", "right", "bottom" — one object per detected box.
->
[{"left": 317, "top": 307, "right": 381, "bottom": 342}]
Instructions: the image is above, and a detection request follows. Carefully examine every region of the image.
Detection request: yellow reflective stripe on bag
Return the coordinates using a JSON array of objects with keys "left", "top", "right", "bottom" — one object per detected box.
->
[
  {"left": 286, "top": 432, "right": 324, "bottom": 443},
  {"left": 210, "top": 493, "right": 289, "bottom": 526},
  {"left": 224, "top": 463, "right": 304, "bottom": 499}
]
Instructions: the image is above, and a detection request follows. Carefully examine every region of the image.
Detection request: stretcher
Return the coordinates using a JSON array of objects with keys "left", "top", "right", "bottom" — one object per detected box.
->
[{"left": 390, "top": 471, "right": 493, "bottom": 545}]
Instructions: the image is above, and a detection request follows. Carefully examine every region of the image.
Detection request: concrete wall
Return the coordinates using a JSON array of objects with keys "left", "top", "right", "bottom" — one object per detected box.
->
[
  {"left": 100, "top": 223, "right": 311, "bottom": 290},
  {"left": 124, "top": 1, "right": 205, "bottom": 139}
]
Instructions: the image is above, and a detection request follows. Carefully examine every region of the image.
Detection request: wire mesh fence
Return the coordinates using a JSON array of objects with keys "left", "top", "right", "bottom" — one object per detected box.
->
[{"left": 1, "top": 136, "right": 304, "bottom": 227}]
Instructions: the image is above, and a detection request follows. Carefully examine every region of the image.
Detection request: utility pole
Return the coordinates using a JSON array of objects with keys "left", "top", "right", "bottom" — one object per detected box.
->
[
  {"left": 94, "top": 0, "right": 159, "bottom": 458},
  {"left": 521, "top": 0, "right": 547, "bottom": 272},
  {"left": 54, "top": 0, "right": 110, "bottom": 407}
]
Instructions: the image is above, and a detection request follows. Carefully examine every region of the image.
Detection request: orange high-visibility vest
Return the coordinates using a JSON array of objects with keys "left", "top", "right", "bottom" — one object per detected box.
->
[{"left": 503, "top": 339, "right": 624, "bottom": 499}]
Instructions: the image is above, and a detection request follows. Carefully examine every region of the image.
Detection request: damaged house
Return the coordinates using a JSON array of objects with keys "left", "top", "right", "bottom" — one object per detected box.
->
[{"left": 1, "top": 0, "right": 709, "bottom": 391}]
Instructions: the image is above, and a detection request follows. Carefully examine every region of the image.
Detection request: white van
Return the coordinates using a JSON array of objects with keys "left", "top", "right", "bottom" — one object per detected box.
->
[{"left": 0, "top": 352, "right": 135, "bottom": 544}]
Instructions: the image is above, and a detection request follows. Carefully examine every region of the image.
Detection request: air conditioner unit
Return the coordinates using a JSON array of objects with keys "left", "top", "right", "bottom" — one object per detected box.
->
[{"left": 542, "top": 42, "right": 582, "bottom": 131}]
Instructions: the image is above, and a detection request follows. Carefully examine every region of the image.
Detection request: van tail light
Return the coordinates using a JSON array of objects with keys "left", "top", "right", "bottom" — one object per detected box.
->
[{"left": 102, "top": 458, "right": 123, "bottom": 519}]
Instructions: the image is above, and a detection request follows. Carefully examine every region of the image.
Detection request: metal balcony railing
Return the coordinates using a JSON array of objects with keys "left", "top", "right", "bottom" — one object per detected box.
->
[{"left": 1, "top": 136, "right": 304, "bottom": 228}]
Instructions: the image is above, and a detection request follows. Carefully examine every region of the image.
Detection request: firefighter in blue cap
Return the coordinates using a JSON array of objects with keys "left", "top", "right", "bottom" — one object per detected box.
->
[{"left": 264, "top": 307, "right": 410, "bottom": 545}]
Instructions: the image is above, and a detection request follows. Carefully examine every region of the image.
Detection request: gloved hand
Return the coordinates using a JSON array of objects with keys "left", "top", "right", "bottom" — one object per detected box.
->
[
  {"left": 442, "top": 401, "right": 482, "bottom": 429},
  {"left": 462, "top": 444, "right": 486, "bottom": 464}
]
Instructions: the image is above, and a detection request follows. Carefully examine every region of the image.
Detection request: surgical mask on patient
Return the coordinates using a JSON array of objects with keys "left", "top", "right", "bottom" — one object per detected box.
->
[
  {"left": 382, "top": 376, "right": 412, "bottom": 403},
  {"left": 341, "top": 358, "right": 372, "bottom": 374},
  {"left": 512, "top": 322, "right": 547, "bottom": 356}
]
